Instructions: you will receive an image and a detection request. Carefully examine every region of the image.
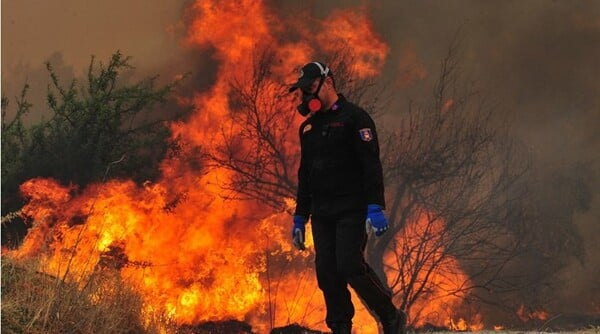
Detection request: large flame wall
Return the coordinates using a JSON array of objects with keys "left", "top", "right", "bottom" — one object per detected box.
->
[{"left": 11, "top": 1, "right": 390, "bottom": 333}]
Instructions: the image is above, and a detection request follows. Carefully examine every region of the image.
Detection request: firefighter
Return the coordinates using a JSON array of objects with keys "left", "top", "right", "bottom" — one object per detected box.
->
[{"left": 289, "top": 61, "right": 407, "bottom": 334}]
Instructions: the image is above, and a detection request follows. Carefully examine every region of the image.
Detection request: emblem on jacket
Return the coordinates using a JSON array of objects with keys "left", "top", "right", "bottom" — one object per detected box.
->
[
  {"left": 359, "top": 128, "right": 373, "bottom": 141},
  {"left": 302, "top": 124, "right": 312, "bottom": 134}
]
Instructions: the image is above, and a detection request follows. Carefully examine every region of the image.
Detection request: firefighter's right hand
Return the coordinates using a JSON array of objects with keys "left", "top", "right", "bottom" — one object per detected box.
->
[
  {"left": 292, "top": 215, "right": 307, "bottom": 250},
  {"left": 366, "top": 204, "right": 389, "bottom": 236}
]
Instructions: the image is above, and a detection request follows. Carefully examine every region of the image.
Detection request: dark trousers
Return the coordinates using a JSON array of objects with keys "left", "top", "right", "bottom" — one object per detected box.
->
[{"left": 311, "top": 211, "right": 397, "bottom": 329}]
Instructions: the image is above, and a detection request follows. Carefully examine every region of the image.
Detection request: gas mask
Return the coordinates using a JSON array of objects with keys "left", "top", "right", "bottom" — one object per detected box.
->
[
  {"left": 294, "top": 62, "right": 330, "bottom": 116},
  {"left": 297, "top": 76, "right": 326, "bottom": 116}
]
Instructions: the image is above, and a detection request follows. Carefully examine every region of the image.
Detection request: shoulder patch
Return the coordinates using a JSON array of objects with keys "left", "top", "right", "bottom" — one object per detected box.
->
[
  {"left": 302, "top": 124, "right": 312, "bottom": 134},
  {"left": 359, "top": 128, "right": 373, "bottom": 141}
]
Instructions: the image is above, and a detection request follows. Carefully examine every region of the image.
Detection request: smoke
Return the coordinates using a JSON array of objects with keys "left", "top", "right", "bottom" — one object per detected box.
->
[
  {"left": 376, "top": 1, "right": 600, "bottom": 318},
  {"left": 2, "top": 0, "right": 186, "bottom": 71},
  {"left": 2, "top": 0, "right": 192, "bottom": 121},
  {"left": 270, "top": 0, "right": 600, "bottom": 315},
  {"left": 3, "top": 0, "right": 599, "bottom": 323}
]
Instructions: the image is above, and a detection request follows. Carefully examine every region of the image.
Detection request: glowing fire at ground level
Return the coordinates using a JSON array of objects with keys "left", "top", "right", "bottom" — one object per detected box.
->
[{"left": 12, "top": 176, "right": 587, "bottom": 333}]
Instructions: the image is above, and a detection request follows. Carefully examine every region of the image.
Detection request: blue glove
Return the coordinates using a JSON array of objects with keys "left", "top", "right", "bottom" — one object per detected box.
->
[
  {"left": 292, "top": 215, "right": 307, "bottom": 250},
  {"left": 366, "top": 204, "right": 389, "bottom": 237}
]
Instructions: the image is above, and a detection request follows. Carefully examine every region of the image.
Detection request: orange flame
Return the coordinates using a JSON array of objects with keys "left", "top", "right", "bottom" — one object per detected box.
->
[
  {"left": 517, "top": 304, "right": 549, "bottom": 322},
  {"left": 8, "top": 0, "right": 498, "bottom": 331},
  {"left": 9, "top": 1, "right": 391, "bottom": 333},
  {"left": 316, "top": 7, "right": 389, "bottom": 78},
  {"left": 383, "top": 209, "right": 485, "bottom": 331},
  {"left": 8, "top": 1, "right": 491, "bottom": 331}
]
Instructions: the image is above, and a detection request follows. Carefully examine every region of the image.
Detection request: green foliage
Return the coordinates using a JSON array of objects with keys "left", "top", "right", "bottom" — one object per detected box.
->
[
  {"left": 2, "top": 85, "right": 32, "bottom": 196},
  {"left": 1, "top": 51, "right": 183, "bottom": 215}
]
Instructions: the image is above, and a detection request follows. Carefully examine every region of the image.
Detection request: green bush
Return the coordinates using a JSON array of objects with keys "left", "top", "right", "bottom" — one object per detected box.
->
[{"left": 2, "top": 51, "right": 184, "bottom": 222}]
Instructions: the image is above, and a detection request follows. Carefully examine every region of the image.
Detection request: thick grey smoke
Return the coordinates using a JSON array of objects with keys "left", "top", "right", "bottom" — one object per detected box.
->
[
  {"left": 3, "top": 0, "right": 599, "bottom": 325},
  {"left": 275, "top": 0, "right": 600, "bottom": 319}
]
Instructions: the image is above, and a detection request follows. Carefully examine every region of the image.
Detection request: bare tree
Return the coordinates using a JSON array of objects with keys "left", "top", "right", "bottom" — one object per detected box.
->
[
  {"left": 205, "top": 49, "right": 298, "bottom": 209},
  {"left": 207, "top": 47, "right": 386, "bottom": 210},
  {"left": 370, "top": 39, "right": 532, "bottom": 326},
  {"left": 209, "top": 40, "right": 533, "bottom": 327}
]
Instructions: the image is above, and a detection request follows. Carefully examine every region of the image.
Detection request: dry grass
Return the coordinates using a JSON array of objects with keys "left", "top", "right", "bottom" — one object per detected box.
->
[
  {"left": 1, "top": 256, "right": 168, "bottom": 334},
  {"left": 2, "top": 257, "right": 598, "bottom": 334}
]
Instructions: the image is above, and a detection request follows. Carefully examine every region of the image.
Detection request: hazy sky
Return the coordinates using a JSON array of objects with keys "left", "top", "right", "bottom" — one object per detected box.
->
[{"left": 2, "top": 0, "right": 184, "bottom": 74}]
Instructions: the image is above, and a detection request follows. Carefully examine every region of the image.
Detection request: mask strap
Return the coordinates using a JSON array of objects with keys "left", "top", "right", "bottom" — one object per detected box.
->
[{"left": 314, "top": 75, "right": 326, "bottom": 96}]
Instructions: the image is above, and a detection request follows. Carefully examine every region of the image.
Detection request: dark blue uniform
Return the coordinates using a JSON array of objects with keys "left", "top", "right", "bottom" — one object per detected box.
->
[
  {"left": 294, "top": 94, "right": 398, "bottom": 330},
  {"left": 295, "top": 95, "right": 385, "bottom": 217}
]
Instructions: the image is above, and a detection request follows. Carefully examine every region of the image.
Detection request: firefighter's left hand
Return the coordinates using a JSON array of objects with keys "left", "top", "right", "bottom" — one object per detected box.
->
[{"left": 366, "top": 204, "right": 389, "bottom": 236}]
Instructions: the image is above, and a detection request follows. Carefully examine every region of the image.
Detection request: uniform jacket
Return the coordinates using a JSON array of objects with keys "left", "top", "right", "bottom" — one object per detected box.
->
[{"left": 294, "top": 95, "right": 385, "bottom": 217}]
